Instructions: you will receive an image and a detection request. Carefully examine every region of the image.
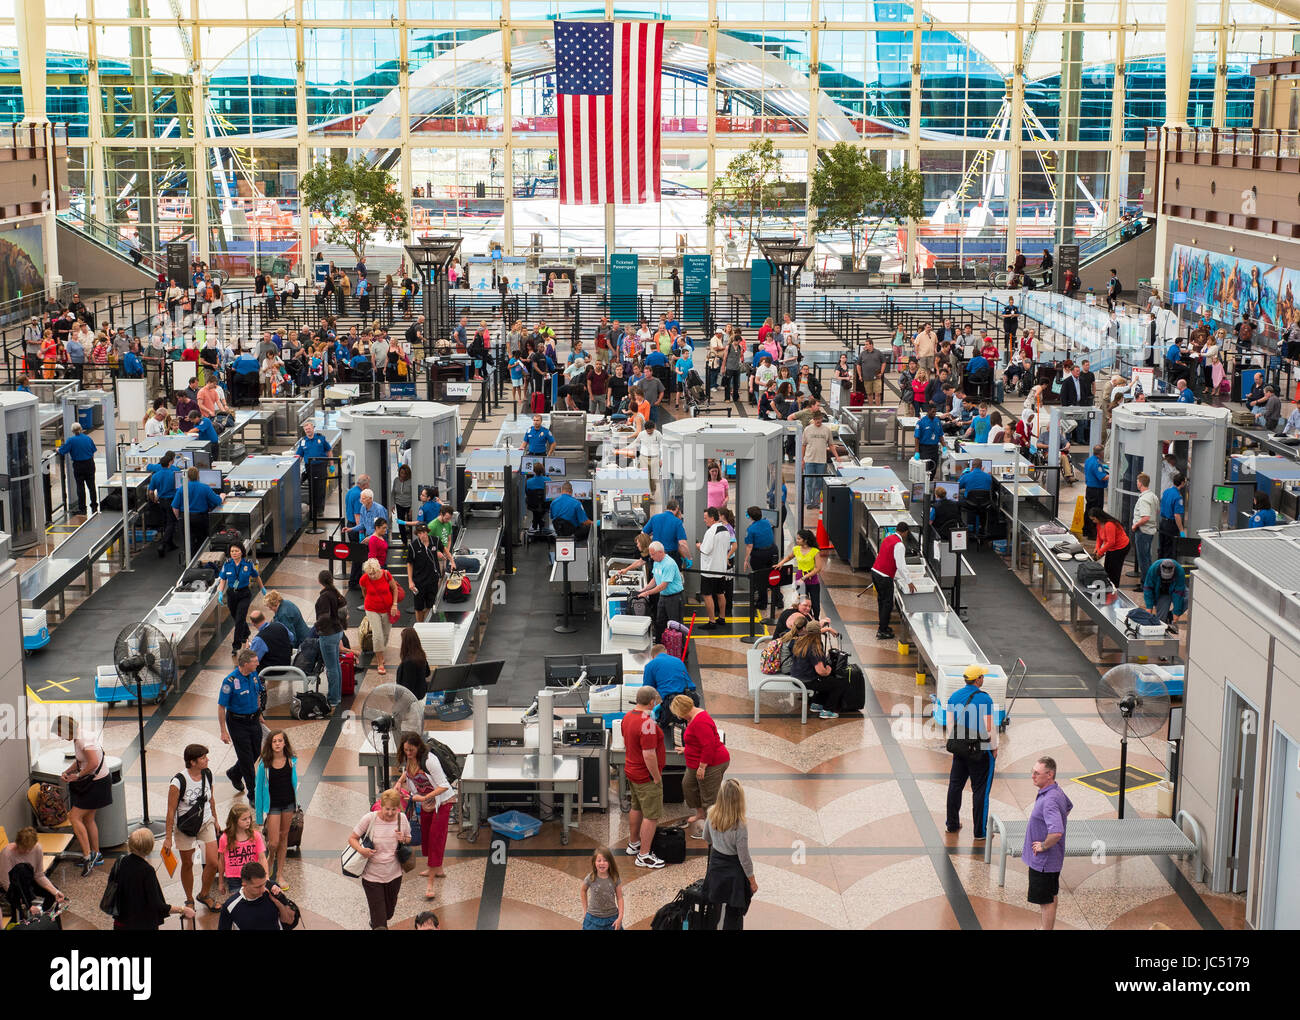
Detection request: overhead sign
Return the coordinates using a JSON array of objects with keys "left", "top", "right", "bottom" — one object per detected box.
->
[
  {"left": 683, "top": 253, "right": 711, "bottom": 321},
  {"left": 166, "top": 241, "right": 190, "bottom": 288},
  {"left": 555, "top": 539, "right": 575, "bottom": 563},
  {"left": 1171, "top": 291, "right": 1188, "bottom": 306},
  {"left": 1056, "top": 243, "right": 1079, "bottom": 295},
  {"left": 609, "top": 252, "right": 638, "bottom": 321}
]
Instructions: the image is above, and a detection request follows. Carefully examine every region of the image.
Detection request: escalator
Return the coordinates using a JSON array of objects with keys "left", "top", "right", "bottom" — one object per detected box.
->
[{"left": 55, "top": 212, "right": 172, "bottom": 288}]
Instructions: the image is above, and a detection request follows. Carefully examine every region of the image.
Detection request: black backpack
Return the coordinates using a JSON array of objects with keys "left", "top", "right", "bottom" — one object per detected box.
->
[
  {"left": 172, "top": 768, "right": 213, "bottom": 838},
  {"left": 292, "top": 636, "right": 322, "bottom": 677},
  {"left": 1076, "top": 560, "right": 1111, "bottom": 590},
  {"left": 427, "top": 736, "right": 463, "bottom": 785},
  {"left": 651, "top": 880, "right": 714, "bottom": 931}
]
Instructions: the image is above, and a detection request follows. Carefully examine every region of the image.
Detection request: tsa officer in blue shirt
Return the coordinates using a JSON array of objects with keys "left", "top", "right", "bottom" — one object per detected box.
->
[
  {"left": 642, "top": 498, "right": 690, "bottom": 564},
  {"left": 172, "top": 465, "right": 224, "bottom": 554},
  {"left": 742, "top": 505, "right": 779, "bottom": 619},
  {"left": 147, "top": 451, "right": 180, "bottom": 557},
  {"left": 344, "top": 473, "right": 371, "bottom": 589},
  {"left": 944, "top": 664, "right": 998, "bottom": 839},
  {"left": 1082, "top": 444, "right": 1109, "bottom": 539},
  {"left": 1157, "top": 471, "right": 1186, "bottom": 560},
  {"left": 914, "top": 403, "right": 945, "bottom": 479},
  {"left": 1174, "top": 378, "right": 1197, "bottom": 403},
  {"left": 519, "top": 414, "right": 555, "bottom": 456},
  {"left": 120, "top": 345, "right": 145, "bottom": 378},
  {"left": 1248, "top": 492, "right": 1278, "bottom": 528},
  {"left": 523, "top": 463, "right": 550, "bottom": 530},
  {"left": 548, "top": 480, "right": 590, "bottom": 540},
  {"left": 218, "top": 648, "right": 265, "bottom": 796},
  {"left": 957, "top": 458, "right": 994, "bottom": 533},
  {"left": 60, "top": 421, "right": 99, "bottom": 516},
  {"left": 294, "top": 420, "right": 332, "bottom": 514},
  {"left": 404, "top": 486, "right": 443, "bottom": 531},
  {"left": 186, "top": 409, "right": 220, "bottom": 446},
  {"left": 218, "top": 540, "right": 265, "bottom": 654},
  {"left": 233, "top": 349, "right": 260, "bottom": 404}
]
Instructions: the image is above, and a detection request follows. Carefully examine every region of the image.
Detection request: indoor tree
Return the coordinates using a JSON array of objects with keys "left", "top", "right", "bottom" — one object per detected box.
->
[
  {"left": 809, "top": 142, "right": 924, "bottom": 269},
  {"left": 707, "top": 138, "right": 789, "bottom": 264},
  {"left": 298, "top": 155, "right": 408, "bottom": 264}
]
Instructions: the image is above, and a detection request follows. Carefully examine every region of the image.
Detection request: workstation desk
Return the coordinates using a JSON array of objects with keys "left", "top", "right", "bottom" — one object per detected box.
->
[
  {"left": 360, "top": 729, "right": 475, "bottom": 805},
  {"left": 459, "top": 753, "right": 582, "bottom": 844},
  {"left": 1030, "top": 526, "right": 1181, "bottom": 662}
]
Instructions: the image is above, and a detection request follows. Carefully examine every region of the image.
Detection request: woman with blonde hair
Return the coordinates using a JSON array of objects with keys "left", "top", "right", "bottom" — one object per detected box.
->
[
  {"left": 701, "top": 779, "right": 756, "bottom": 929},
  {"left": 786, "top": 616, "right": 848, "bottom": 720},
  {"left": 113, "top": 828, "right": 196, "bottom": 930},
  {"left": 670, "top": 694, "right": 730, "bottom": 840},
  {"left": 359, "top": 556, "right": 400, "bottom": 674},
  {"left": 0, "top": 825, "right": 64, "bottom": 917},
  {"left": 348, "top": 787, "right": 411, "bottom": 929}
]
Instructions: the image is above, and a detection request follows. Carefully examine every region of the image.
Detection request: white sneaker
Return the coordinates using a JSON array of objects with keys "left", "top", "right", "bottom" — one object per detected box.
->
[
  {"left": 625, "top": 841, "right": 641, "bottom": 856},
  {"left": 636, "top": 852, "right": 666, "bottom": 869}
]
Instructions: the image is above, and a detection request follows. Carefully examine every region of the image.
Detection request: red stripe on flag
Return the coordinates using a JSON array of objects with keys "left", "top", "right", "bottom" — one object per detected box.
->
[
  {"left": 587, "top": 93, "right": 599, "bottom": 203},
  {"left": 651, "top": 23, "right": 663, "bottom": 202},
  {"left": 557, "top": 91, "right": 568, "bottom": 205},
  {"left": 635, "top": 23, "right": 646, "bottom": 204},
  {"left": 620, "top": 22, "right": 632, "bottom": 205},
  {"left": 604, "top": 92, "right": 615, "bottom": 207},
  {"left": 571, "top": 95, "right": 583, "bottom": 205}
]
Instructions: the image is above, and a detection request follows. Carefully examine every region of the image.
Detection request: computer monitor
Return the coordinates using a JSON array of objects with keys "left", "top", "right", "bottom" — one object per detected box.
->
[
  {"left": 544, "top": 456, "right": 566, "bottom": 476},
  {"left": 173, "top": 453, "right": 191, "bottom": 470},
  {"left": 191, "top": 448, "right": 212, "bottom": 469},
  {"left": 545, "top": 479, "right": 564, "bottom": 499},
  {"left": 568, "top": 479, "right": 594, "bottom": 500},
  {"left": 1213, "top": 484, "right": 1235, "bottom": 504},
  {"left": 521, "top": 454, "right": 543, "bottom": 474},
  {"left": 198, "top": 468, "right": 223, "bottom": 489},
  {"left": 429, "top": 659, "right": 504, "bottom": 693},
  {"left": 543, "top": 653, "right": 623, "bottom": 686}
]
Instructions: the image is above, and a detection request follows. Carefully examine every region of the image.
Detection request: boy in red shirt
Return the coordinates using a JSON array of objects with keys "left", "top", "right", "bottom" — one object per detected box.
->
[{"left": 620, "top": 686, "right": 666, "bottom": 869}]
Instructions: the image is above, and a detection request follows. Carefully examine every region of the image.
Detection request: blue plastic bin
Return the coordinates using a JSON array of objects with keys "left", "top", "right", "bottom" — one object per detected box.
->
[
  {"left": 76, "top": 406, "right": 95, "bottom": 432},
  {"left": 487, "top": 810, "right": 543, "bottom": 840}
]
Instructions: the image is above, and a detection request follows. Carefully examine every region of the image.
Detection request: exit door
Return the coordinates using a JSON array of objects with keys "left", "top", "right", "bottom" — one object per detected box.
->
[{"left": 1223, "top": 688, "right": 1259, "bottom": 895}]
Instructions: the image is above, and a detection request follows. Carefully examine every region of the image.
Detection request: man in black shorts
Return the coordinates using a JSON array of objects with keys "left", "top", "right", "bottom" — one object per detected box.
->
[
  {"left": 406, "top": 520, "right": 452, "bottom": 623},
  {"left": 695, "top": 506, "right": 733, "bottom": 630},
  {"left": 218, "top": 862, "right": 297, "bottom": 931}
]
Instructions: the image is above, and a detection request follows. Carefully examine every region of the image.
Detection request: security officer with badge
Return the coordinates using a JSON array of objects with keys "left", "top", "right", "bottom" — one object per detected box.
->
[
  {"left": 294, "top": 420, "right": 332, "bottom": 515},
  {"left": 914, "top": 403, "right": 945, "bottom": 480},
  {"left": 548, "top": 480, "right": 590, "bottom": 540},
  {"left": 146, "top": 451, "right": 180, "bottom": 556},
  {"left": 60, "top": 422, "right": 99, "bottom": 516},
  {"left": 172, "top": 465, "right": 225, "bottom": 554},
  {"left": 944, "top": 664, "right": 997, "bottom": 839},
  {"left": 218, "top": 649, "right": 265, "bottom": 795},
  {"left": 519, "top": 414, "right": 555, "bottom": 456}
]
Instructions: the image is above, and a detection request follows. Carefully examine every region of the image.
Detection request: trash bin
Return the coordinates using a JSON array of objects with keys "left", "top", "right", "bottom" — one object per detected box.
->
[{"left": 97, "top": 761, "right": 130, "bottom": 849}]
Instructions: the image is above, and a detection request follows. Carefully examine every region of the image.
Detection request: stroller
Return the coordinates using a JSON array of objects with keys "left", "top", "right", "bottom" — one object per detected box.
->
[{"left": 686, "top": 369, "right": 707, "bottom": 412}]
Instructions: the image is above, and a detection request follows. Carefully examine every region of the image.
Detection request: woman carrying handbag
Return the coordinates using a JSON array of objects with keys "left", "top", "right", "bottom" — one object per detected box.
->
[{"left": 344, "top": 789, "right": 411, "bottom": 930}]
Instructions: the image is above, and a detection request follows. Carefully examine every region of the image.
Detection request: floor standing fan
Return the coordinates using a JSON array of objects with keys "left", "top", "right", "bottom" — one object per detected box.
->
[
  {"left": 360, "top": 683, "right": 421, "bottom": 793},
  {"left": 113, "top": 622, "right": 179, "bottom": 836},
  {"left": 1094, "top": 663, "right": 1170, "bottom": 819}
]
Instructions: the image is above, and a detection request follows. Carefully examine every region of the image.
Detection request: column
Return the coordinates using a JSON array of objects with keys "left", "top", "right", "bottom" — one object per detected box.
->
[
  {"left": 1105, "top": 0, "right": 1129, "bottom": 232},
  {"left": 806, "top": 0, "right": 821, "bottom": 245},
  {"left": 1211, "top": 0, "right": 1229, "bottom": 128},
  {"left": 705, "top": 5, "right": 718, "bottom": 261},
  {"left": 905, "top": 10, "right": 922, "bottom": 281},
  {"left": 501, "top": 8, "right": 515, "bottom": 255},
  {"left": 15, "top": 0, "right": 58, "bottom": 288},
  {"left": 399, "top": 0, "right": 414, "bottom": 252},
  {"left": 191, "top": 3, "right": 210, "bottom": 270},
  {"left": 295, "top": 0, "right": 311, "bottom": 269},
  {"left": 1005, "top": 0, "right": 1025, "bottom": 269},
  {"left": 1152, "top": 0, "right": 1197, "bottom": 292}
]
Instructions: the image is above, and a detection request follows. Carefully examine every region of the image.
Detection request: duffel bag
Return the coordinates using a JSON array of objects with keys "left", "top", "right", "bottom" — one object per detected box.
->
[{"left": 1076, "top": 560, "right": 1110, "bottom": 589}]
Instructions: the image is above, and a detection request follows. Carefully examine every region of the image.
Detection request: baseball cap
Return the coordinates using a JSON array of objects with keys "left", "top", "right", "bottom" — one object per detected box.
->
[
  {"left": 1159, "top": 560, "right": 1177, "bottom": 579},
  {"left": 963, "top": 664, "right": 988, "bottom": 681}
]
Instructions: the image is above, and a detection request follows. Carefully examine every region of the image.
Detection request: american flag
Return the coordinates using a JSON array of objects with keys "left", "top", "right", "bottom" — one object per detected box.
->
[{"left": 554, "top": 21, "right": 664, "bottom": 206}]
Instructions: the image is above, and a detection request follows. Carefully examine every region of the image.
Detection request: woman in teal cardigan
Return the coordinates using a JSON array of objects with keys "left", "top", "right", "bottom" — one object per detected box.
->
[
  {"left": 255, "top": 730, "right": 299, "bottom": 889},
  {"left": 264, "top": 590, "right": 311, "bottom": 648}
]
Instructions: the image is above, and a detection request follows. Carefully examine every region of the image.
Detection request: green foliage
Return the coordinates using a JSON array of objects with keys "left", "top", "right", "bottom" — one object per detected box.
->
[
  {"left": 299, "top": 155, "right": 408, "bottom": 262},
  {"left": 809, "top": 143, "right": 924, "bottom": 268},
  {"left": 706, "top": 138, "right": 788, "bottom": 264}
]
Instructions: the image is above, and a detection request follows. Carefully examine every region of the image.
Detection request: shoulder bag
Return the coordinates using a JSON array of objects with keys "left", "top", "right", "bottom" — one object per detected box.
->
[
  {"left": 341, "top": 813, "right": 377, "bottom": 878},
  {"left": 99, "top": 855, "right": 124, "bottom": 917},
  {"left": 68, "top": 744, "right": 104, "bottom": 797},
  {"left": 945, "top": 688, "right": 985, "bottom": 760},
  {"left": 174, "top": 768, "right": 212, "bottom": 838}
]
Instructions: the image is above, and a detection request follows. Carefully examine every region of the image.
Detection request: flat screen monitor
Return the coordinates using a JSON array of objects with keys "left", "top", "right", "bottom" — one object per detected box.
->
[
  {"left": 1213, "top": 484, "right": 1235, "bottom": 504},
  {"left": 172, "top": 453, "right": 191, "bottom": 470},
  {"left": 429, "top": 659, "right": 504, "bottom": 693},
  {"left": 568, "top": 479, "right": 594, "bottom": 500},
  {"left": 198, "top": 468, "right": 223, "bottom": 489},
  {"left": 545, "top": 479, "right": 564, "bottom": 499},
  {"left": 521, "top": 454, "right": 543, "bottom": 474},
  {"left": 544, "top": 653, "right": 623, "bottom": 686},
  {"left": 544, "top": 456, "right": 566, "bottom": 476}
]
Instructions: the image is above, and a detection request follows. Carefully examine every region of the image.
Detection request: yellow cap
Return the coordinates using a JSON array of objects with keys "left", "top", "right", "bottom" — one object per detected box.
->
[{"left": 963, "top": 664, "right": 988, "bottom": 681}]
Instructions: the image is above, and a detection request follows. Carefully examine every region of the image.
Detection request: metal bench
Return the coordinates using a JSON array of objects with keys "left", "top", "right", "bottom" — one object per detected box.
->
[
  {"left": 746, "top": 637, "right": 810, "bottom": 724},
  {"left": 984, "top": 811, "right": 1205, "bottom": 887}
]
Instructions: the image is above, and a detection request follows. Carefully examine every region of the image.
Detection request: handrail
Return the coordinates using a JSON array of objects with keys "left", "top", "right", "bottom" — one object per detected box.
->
[
  {"left": 57, "top": 210, "right": 172, "bottom": 278},
  {"left": 1150, "top": 125, "right": 1300, "bottom": 161}
]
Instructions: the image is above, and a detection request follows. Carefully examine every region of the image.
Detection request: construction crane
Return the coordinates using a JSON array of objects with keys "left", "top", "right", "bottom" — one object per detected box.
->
[{"left": 1021, "top": 0, "right": 1050, "bottom": 68}]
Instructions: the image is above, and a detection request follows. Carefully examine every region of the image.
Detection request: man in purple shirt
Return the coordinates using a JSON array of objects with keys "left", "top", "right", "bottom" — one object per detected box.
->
[{"left": 1024, "top": 755, "right": 1073, "bottom": 930}]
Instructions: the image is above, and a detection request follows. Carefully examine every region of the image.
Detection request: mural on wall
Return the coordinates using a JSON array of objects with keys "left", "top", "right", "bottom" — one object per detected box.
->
[
  {"left": 0, "top": 224, "right": 46, "bottom": 306},
  {"left": 1167, "top": 244, "right": 1283, "bottom": 330}
]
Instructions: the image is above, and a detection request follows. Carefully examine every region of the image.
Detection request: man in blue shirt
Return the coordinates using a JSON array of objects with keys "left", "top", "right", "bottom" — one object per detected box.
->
[
  {"left": 172, "top": 465, "right": 224, "bottom": 554},
  {"left": 636, "top": 542, "right": 685, "bottom": 643},
  {"left": 520, "top": 414, "right": 555, "bottom": 456},
  {"left": 348, "top": 489, "right": 389, "bottom": 542},
  {"left": 147, "top": 451, "right": 180, "bottom": 556},
  {"left": 962, "top": 403, "right": 992, "bottom": 443},
  {"left": 1157, "top": 472, "right": 1185, "bottom": 560},
  {"left": 60, "top": 422, "right": 99, "bottom": 515},
  {"left": 642, "top": 499, "right": 690, "bottom": 564},
  {"left": 945, "top": 664, "right": 997, "bottom": 839},
  {"left": 344, "top": 474, "right": 370, "bottom": 588},
  {"left": 914, "top": 404, "right": 944, "bottom": 479},
  {"left": 641, "top": 643, "right": 698, "bottom": 739},
  {"left": 120, "top": 344, "right": 144, "bottom": 378},
  {"left": 233, "top": 348, "right": 260, "bottom": 405},
  {"left": 186, "top": 410, "right": 220, "bottom": 446},
  {"left": 217, "top": 649, "right": 265, "bottom": 795},
  {"left": 958, "top": 458, "right": 994, "bottom": 533},
  {"left": 548, "top": 480, "right": 589, "bottom": 540},
  {"left": 1174, "top": 379, "right": 1196, "bottom": 403},
  {"left": 1082, "top": 443, "right": 1109, "bottom": 539},
  {"left": 294, "top": 420, "right": 332, "bottom": 515},
  {"left": 1165, "top": 341, "right": 1184, "bottom": 386},
  {"left": 523, "top": 464, "right": 550, "bottom": 531},
  {"left": 1143, "top": 558, "right": 1187, "bottom": 623}
]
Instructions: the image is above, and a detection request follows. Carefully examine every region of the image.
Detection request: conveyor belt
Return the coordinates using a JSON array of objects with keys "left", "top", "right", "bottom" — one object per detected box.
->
[{"left": 20, "top": 513, "right": 124, "bottom": 610}]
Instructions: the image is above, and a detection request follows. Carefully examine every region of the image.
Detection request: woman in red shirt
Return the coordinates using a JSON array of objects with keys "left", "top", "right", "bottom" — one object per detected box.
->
[
  {"left": 670, "top": 695, "right": 730, "bottom": 840},
  {"left": 359, "top": 558, "right": 399, "bottom": 674},
  {"left": 1088, "top": 507, "right": 1131, "bottom": 590},
  {"left": 365, "top": 518, "right": 390, "bottom": 568}
]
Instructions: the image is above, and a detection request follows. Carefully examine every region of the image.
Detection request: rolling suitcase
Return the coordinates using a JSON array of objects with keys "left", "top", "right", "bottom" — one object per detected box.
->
[
  {"left": 339, "top": 648, "right": 357, "bottom": 696},
  {"left": 842, "top": 663, "right": 867, "bottom": 713}
]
